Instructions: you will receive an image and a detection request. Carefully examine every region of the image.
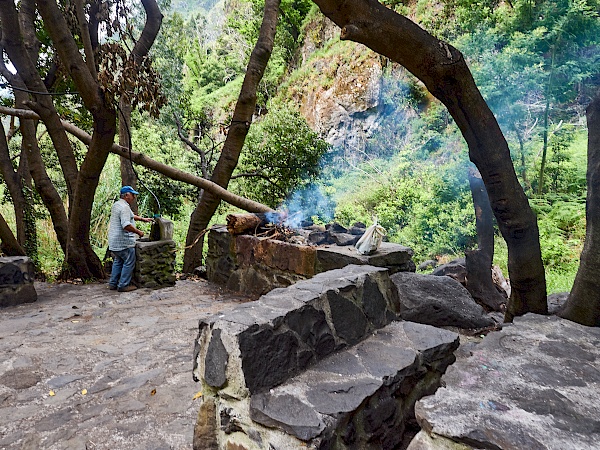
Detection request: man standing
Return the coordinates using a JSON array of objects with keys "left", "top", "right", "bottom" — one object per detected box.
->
[{"left": 108, "top": 186, "right": 153, "bottom": 292}]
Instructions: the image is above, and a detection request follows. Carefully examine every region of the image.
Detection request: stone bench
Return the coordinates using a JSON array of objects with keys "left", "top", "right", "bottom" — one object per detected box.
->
[{"left": 192, "top": 265, "right": 459, "bottom": 449}]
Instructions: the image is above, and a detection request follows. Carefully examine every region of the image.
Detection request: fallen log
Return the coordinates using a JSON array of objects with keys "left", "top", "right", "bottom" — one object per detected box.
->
[{"left": 226, "top": 212, "right": 285, "bottom": 235}]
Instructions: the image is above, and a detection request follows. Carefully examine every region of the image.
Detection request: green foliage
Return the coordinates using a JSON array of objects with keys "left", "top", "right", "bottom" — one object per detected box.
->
[
  {"left": 130, "top": 115, "right": 198, "bottom": 218},
  {"left": 334, "top": 157, "right": 477, "bottom": 262},
  {"left": 233, "top": 103, "right": 330, "bottom": 207}
]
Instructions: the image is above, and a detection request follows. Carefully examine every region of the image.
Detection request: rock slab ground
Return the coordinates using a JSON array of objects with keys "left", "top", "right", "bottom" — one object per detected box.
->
[
  {"left": 0, "top": 279, "right": 249, "bottom": 450},
  {"left": 410, "top": 313, "right": 600, "bottom": 450}
]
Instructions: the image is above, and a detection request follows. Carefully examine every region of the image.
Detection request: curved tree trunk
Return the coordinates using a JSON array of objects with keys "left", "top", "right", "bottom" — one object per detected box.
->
[
  {"left": 558, "top": 91, "right": 600, "bottom": 327},
  {"left": 35, "top": 0, "right": 116, "bottom": 278},
  {"left": 17, "top": 100, "right": 69, "bottom": 254},
  {"left": 0, "top": 0, "right": 79, "bottom": 204},
  {"left": 465, "top": 167, "right": 507, "bottom": 312},
  {"left": 182, "top": 0, "right": 281, "bottom": 272},
  {"left": 117, "top": 0, "right": 163, "bottom": 210},
  {"left": 312, "top": 0, "right": 547, "bottom": 320},
  {"left": 35, "top": 0, "right": 163, "bottom": 279}
]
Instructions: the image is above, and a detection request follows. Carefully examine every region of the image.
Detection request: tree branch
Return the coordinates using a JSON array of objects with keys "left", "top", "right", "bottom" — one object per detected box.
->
[{"left": 0, "top": 106, "right": 273, "bottom": 214}]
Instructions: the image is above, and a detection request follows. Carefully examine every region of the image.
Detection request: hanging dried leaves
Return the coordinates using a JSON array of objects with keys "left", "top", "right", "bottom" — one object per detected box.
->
[{"left": 97, "top": 43, "right": 167, "bottom": 118}]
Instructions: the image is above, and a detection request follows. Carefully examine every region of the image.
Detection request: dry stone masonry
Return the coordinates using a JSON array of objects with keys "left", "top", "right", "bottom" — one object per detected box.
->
[
  {"left": 192, "top": 265, "right": 459, "bottom": 449},
  {"left": 0, "top": 256, "right": 37, "bottom": 308},
  {"left": 206, "top": 225, "right": 416, "bottom": 297},
  {"left": 133, "top": 217, "right": 176, "bottom": 289},
  {"left": 134, "top": 240, "right": 176, "bottom": 289}
]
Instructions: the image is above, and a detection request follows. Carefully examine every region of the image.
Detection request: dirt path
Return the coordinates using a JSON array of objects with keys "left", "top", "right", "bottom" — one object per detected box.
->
[{"left": 0, "top": 279, "right": 249, "bottom": 450}]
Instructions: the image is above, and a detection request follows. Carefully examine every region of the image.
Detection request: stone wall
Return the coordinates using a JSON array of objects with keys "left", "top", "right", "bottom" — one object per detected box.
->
[
  {"left": 134, "top": 240, "right": 176, "bottom": 289},
  {"left": 0, "top": 256, "right": 37, "bottom": 308},
  {"left": 192, "top": 265, "right": 459, "bottom": 449},
  {"left": 206, "top": 225, "right": 416, "bottom": 297}
]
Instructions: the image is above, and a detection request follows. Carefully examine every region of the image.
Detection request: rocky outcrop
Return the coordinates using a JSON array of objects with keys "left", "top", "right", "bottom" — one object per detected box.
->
[
  {"left": 392, "top": 272, "right": 495, "bottom": 330},
  {"left": 409, "top": 314, "right": 600, "bottom": 450},
  {"left": 293, "top": 16, "right": 389, "bottom": 153}
]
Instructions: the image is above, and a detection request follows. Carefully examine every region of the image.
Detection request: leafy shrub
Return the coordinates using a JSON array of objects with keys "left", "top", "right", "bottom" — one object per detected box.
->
[{"left": 233, "top": 102, "right": 330, "bottom": 207}]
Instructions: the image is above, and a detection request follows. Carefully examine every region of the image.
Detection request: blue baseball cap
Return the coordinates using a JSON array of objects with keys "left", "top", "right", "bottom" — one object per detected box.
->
[{"left": 120, "top": 185, "right": 139, "bottom": 195}]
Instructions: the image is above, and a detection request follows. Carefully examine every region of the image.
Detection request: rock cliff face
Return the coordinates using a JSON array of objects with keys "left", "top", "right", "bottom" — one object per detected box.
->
[{"left": 291, "top": 16, "right": 390, "bottom": 155}]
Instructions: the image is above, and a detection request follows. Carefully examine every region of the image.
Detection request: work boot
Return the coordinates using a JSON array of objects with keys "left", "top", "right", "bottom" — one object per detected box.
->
[
  {"left": 118, "top": 285, "right": 137, "bottom": 292},
  {"left": 108, "top": 284, "right": 117, "bottom": 290}
]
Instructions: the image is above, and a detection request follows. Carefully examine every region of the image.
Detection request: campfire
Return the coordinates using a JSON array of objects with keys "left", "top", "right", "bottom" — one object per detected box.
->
[{"left": 225, "top": 212, "right": 367, "bottom": 247}]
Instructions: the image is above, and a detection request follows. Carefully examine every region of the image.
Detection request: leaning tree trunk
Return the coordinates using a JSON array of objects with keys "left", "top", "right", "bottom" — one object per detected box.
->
[
  {"left": 465, "top": 167, "right": 507, "bottom": 312},
  {"left": 182, "top": 0, "right": 281, "bottom": 272},
  {"left": 1, "top": 105, "right": 274, "bottom": 214},
  {"left": 0, "top": 0, "right": 79, "bottom": 205},
  {"left": 312, "top": 0, "right": 547, "bottom": 321},
  {"left": 0, "top": 120, "right": 28, "bottom": 246},
  {"left": 0, "top": 212, "right": 25, "bottom": 256},
  {"left": 558, "top": 91, "right": 600, "bottom": 327}
]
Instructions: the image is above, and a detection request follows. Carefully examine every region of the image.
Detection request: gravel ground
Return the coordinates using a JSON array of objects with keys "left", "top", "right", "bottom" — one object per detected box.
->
[{"left": 0, "top": 279, "right": 250, "bottom": 450}]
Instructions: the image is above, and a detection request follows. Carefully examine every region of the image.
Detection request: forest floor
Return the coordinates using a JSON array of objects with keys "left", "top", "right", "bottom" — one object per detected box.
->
[{"left": 0, "top": 278, "right": 251, "bottom": 450}]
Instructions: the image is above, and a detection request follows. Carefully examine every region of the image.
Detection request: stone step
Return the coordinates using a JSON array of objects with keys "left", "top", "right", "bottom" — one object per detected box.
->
[
  {"left": 193, "top": 264, "right": 401, "bottom": 395},
  {"left": 248, "top": 321, "right": 459, "bottom": 449}
]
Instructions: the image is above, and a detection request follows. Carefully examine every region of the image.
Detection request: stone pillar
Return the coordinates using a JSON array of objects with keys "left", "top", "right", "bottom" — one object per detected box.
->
[
  {"left": 0, "top": 256, "right": 37, "bottom": 307},
  {"left": 134, "top": 240, "right": 176, "bottom": 289}
]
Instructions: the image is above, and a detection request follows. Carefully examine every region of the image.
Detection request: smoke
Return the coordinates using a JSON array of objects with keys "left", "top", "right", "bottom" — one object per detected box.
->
[{"left": 268, "top": 184, "right": 335, "bottom": 228}]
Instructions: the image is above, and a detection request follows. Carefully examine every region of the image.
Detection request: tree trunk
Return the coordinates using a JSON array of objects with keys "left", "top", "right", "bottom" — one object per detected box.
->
[
  {"left": 182, "top": 0, "right": 281, "bottom": 272},
  {"left": 511, "top": 123, "right": 531, "bottom": 191},
  {"left": 0, "top": 0, "right": 79, "bottom": 204},
  {"left": 558, "top": 91, "right": 600, "bottom": 326},
  {"left": 537, "top": 98, "right": 551, "bottom": 194},
  {"left": 0, "top": 120, "right": 27, "bottom": 247},
  {"left": 465, "top": 168, "right": 507, "bottom": 312},
  {"left": 118, "top": 99, "right": 138, "bottom": 212},
  {"left": 35, "top": 0, "right": 162, "bottom": 279},
  {"left": 116, "top": 0, "right": 163, "bottom": 210},
  {"left": 312, "top": 0, "right": 547, "bottom": 321},
  {"left": 18, "top": 104, "right": 69, "bottom": 254},
  {"left": 226, "top": 212, "right": 284, "bottom": 235},
  {"left": 0, "top": 212, "right": 26, "bottom": 256}
]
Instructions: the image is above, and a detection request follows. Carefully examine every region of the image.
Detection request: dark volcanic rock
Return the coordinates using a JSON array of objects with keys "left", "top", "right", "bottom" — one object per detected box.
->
[
  {"left": 204, "top": 329, "right": 228, "bottom": 388},
  {"left": 0, "top": 256, "right": 37, "bottom": 308},
  {"left": 391, "top": 271, "right": 495, "bottom": 329},
  {"left": 431, "top": 258, "right": 466, "bottom": 284},
  {"left": 327, "top": 290, "right": 368, "bottom": 345},
  {"left": 411, "top": 314, "right": 600, "bottom": 450},
  {"left": 250, "top": 393, "right": 325, "bottom": 441}
]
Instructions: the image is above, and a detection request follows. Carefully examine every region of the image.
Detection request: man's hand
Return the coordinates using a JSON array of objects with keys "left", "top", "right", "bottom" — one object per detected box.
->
[
  {"left": 124, "top": 224, "right": 144, "bottom": 237},
  {"left": 134, "top": 215, "right": 154, "bottom": 223}
]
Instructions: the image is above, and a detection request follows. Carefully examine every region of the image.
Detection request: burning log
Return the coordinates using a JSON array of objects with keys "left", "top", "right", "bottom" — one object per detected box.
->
[{"left": 226, "top": 212, "right": 286, "bottom": 235}]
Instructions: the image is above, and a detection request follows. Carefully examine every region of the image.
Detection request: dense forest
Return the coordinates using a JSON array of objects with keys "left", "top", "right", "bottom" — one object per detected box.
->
[{"left": 1, "top": 0, "right": 598, "bottom": 315}]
